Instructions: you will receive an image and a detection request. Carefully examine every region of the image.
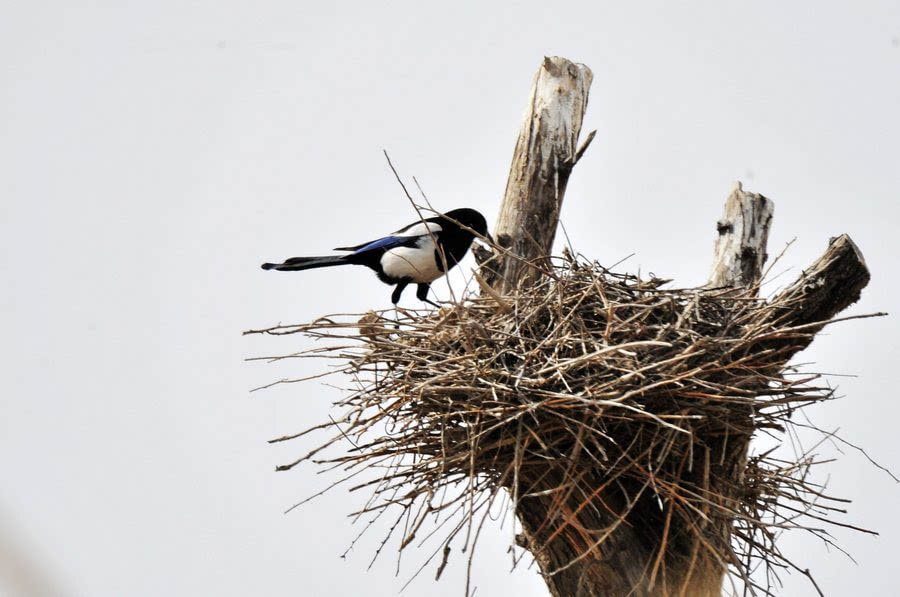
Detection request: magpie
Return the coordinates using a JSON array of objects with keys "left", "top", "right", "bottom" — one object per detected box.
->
[{"left": 261, "top": 208, "right": 490, "bottom": 306}]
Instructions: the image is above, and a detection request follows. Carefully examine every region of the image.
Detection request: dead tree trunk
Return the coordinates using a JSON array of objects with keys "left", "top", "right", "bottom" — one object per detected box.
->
[
  {"left": 486, "top": 54, "right": 658, "bottom": 597},
  {"left": 486, "top": 57, "right": 870, "bottom": 597},
  {"left": 674, "top": 184, "right": 775, "bottom": 596}
]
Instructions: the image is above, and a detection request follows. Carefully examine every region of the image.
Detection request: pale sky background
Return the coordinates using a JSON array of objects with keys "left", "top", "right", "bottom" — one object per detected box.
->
[{"left": 2, "top": 1, "right": 899, "bottom": 596}]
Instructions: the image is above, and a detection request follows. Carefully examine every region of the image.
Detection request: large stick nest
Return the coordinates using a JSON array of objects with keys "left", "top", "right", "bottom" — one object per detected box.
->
[{"left": 251, "top": 255, "right": 873, "bottom": 595}]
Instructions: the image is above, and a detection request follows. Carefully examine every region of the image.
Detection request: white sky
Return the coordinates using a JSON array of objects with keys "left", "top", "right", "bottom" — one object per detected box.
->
[{"left": 2, "top": 1, "right": 899, "bottom": 595}]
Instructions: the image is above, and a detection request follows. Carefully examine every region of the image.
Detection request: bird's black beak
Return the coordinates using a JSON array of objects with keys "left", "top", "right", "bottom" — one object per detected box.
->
[{"left": 485, "top": 232, "right": 495, "bottom": 246}]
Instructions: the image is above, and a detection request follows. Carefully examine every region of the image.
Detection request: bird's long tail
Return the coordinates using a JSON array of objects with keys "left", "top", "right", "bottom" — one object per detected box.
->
[{"left": 261, "top": 255, "right": 350, "bottom": 271}]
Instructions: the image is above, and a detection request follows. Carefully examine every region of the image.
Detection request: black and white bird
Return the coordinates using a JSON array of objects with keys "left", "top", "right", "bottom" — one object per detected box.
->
[{"left": 261, "top": 208, "right": 490, "bottom": 306}]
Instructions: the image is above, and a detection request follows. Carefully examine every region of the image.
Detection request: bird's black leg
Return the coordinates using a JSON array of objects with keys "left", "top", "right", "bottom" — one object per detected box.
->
[
  {"left": 416, "top": 283, "right": 440, "bottom": 308},
  {"left": 392, "top": 279, "right": 410, "bottom": 305}
]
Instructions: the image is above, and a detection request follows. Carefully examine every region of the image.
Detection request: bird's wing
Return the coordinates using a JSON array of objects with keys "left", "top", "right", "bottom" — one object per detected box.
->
[
  {"left": 334, "top": 221, "right": 442, "bottom": 252},
  {"left": 342, "top": 235, "right": 409, "bottom": 253}
]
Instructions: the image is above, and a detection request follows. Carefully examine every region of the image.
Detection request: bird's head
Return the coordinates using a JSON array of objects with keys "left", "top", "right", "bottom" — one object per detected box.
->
[{"left": 442, "top": 208, "right": 491, "bottom": 244}]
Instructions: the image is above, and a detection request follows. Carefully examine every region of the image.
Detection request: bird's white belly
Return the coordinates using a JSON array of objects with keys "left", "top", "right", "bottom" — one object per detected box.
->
[{"left": 381, "top": 238, "right": 443, "bottom": 283}]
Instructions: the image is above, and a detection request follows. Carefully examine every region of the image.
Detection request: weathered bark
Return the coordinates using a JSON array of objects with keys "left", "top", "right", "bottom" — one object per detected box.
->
[{"left": 484, "top": 56, "right": 593, "bottom": 293}]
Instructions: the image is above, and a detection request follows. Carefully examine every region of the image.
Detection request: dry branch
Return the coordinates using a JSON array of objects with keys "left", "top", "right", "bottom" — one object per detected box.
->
[
  {"left": 762, "top": 234, "right": 870, "bottom": 343},
  {"left": 482, "top": 56, "right": 593, "bottom": 293}
]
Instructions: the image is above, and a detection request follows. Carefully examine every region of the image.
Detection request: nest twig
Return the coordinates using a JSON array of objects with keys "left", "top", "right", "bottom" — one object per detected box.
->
[{"left": 247, "top": 254, "right": 882, "bottom": 595}]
